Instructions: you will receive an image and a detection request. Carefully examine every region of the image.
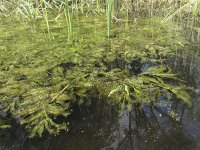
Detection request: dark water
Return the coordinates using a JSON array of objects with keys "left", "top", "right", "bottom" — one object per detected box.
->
[
  {"left": 1, "top": 49, "right": 200, "bottom": 150},
  {"left": 0, "top": 18, "right": 200, "bottom": 150}
]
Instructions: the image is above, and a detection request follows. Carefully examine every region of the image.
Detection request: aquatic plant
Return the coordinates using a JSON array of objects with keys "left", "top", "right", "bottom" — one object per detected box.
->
[
  {"left": 0, "top": 16, "right": 193, "bottom": 138},
  {"left": 64, "top": 0, "right": 73, "bottom": 39},
  {"left": 41, "top": 0, "right": 51, "bottom": 38},
  {"left": 106, "top": 0, "right": 113, "bottom": 38},
  {"left": 0, "top": 119, "right": 11, "bottom": 129},
  {"left": 1, "top": 0, "right": 200, "bottom": 41}
]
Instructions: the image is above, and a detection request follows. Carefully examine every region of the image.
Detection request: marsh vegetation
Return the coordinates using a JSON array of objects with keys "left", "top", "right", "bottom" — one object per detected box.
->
[{"left": 0, "top": 0, "right": 200, "bottom": 150}]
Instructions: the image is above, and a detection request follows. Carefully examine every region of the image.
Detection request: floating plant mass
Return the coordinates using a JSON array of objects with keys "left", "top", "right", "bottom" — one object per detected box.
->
[{"left": 0, "top": 15, "right": 192, "bottom": 138}]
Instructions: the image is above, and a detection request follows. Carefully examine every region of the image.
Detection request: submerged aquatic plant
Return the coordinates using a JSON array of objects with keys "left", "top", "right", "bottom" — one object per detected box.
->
[
  {"left": 0, "top": 17, "right": 192, "bottom": 138},
  {"left": 0, "top": 119, "right": 11, "bottom": 129}
]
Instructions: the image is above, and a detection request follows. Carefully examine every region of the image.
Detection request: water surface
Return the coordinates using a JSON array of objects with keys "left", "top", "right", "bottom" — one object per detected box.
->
[{"left": 0, "top": 16, "right": 200, "bottom": 150}]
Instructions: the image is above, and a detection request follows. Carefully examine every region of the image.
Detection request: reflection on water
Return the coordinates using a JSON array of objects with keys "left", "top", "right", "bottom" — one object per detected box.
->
[{"left": 1, "top": 100, "right": 200, "bottom": 150}]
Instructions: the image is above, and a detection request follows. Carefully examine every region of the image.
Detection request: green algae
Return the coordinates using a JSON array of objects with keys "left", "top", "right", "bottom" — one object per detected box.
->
[{"left": 0, "top": 16, "right": 192, "bottom": 137}]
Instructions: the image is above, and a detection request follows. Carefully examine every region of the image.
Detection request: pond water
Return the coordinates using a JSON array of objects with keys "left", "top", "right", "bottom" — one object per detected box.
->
[{"left": 0, "top": 16, "right": 200, "bottom": 150}]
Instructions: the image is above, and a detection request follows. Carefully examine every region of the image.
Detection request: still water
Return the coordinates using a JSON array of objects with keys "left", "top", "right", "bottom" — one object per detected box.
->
[{"left": 0, "top": 17, "right": 200, "bottom": 150}]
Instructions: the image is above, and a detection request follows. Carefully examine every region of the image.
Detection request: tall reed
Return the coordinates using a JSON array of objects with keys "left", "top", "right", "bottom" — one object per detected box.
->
[
  {"left": 64, "top": 0, "right": 73, "bottom": 39},
  {"left": 1, "top": 0, "right": 200, "bottom": 40},
  {"left": 80, "top": 0, "right": 84, "bottom": 14},
  {"left": 106, "top": 0, "right": 113, "bottom": 38},
  {"left": 41, "top": 0, "right": 51, "bottom": 38}
]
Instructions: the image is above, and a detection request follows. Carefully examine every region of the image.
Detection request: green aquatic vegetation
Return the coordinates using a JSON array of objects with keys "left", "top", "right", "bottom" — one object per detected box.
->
[
  {"left": 0, "top": 119, "right": 11, "bottom": 129},
  {"left": 0, "top": 17, "right": 192, "bottom": 137},
  {"left": 64, "top": 0, "right": 73, "bottom": 39},
  {"left": 139, "top": 66, "right": 192, "bottom": 106},
  {"left": 1, "top": 0, "right": 200, "bottom": 42},
  {"left": 41, "top": 1, "right": 51, "bottom": 38},
  {"left": 106, "top": 0, "right": 113, "bottom": 38},
  {"left": 16, "top": 87, "right": 71, "bottom": 138},
  {"left": 101, "top": 67, "right": 192, "bottom": 108}
]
